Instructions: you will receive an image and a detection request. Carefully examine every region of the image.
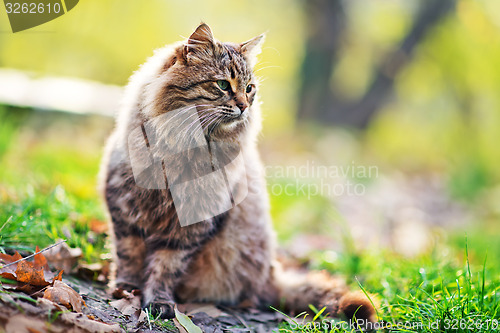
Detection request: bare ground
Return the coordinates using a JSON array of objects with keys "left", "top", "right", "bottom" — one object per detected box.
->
[{"left": 0, "top": 276, "right": 285, "bottom": 333}]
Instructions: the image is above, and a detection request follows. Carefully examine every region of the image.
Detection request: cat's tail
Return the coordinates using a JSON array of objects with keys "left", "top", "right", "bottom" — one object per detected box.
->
[{"left": 270, "top": 263, "right": 378, "bottom": 325}]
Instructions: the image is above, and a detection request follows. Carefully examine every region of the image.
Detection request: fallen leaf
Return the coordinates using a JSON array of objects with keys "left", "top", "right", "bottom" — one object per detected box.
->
[
  {"left": 52, "top": 270, "right": 63, "bottom": 282},
  {"left": 43, "top": 240, "right": 82, "bottom": 273},
  {"left": 0, "top": 276, "right": 17, "bottom": 285},
  {"left": 110, "top": 288, "right": 147, "bottom": 327},
  {"left": 0, "top": 251, "right": 22, "bottom": 278},
  {"left": 43, "top": 280, "right": 86, "bottom": 312},
  {"left": 90, "top": 219, "right": 109, "bottom": 233},
  {"left": 0, "top": 271, "right": 17, "bottom": 282},
  {"left": 174, "top": 306, "right": 203, "bottom": 333},
  {"left": 0, "top": 248, "right": 62, "bottom": 294},
  {"left": 173, "top": 318, "right": 189, "bottom": 333},
  {"left": 27, "top": 298, "right": 122, "bottom": 333},
  {"left": 177, "top": 303, "right": 228, "bottom": 318},
  {"left": 5, "top": 314, "right": 48, "bottom": 333},
  {"left": 111, "top": 286, "right": 141, "bottom": 299},
  {"left": 16, "top": 260, "right": 50, "bottom": 287},
  {"left": 109, "top": 289, "right": 142, "bottom": 318},
  {"left": 33, "top": 246, "right": 48, "bottom": 269},
  {"left": 0, "top": 251, "right": 23, "bottom": 263}
]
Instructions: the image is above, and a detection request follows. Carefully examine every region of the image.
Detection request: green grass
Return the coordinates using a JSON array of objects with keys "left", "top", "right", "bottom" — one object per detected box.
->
[
  {"left": 274, "top": 241, "right": 500, "bottom": 332},
  {"left": 144, "top": 307, "right": 178, "bottom": 332},
  {"left": 0, "top": 108, "right": 110, "bottom": 261},
  {"left": 0, "top": 188, "right": 107, "bottom": 262}
]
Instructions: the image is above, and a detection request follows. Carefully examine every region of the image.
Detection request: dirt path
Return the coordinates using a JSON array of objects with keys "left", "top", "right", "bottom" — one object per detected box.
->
[{"left": 0, "top": 276, "right": 285, "bottom": 333}]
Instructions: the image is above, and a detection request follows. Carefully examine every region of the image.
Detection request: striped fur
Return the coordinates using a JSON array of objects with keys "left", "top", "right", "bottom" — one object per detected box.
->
[{"left": 99, "top": 23, "right": 377, "bottom": 323}]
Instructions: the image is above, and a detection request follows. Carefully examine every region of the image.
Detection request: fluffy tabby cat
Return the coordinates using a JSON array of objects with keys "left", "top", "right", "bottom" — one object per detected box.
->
[{"left": 100, "top": 23, "right": 376, "bottom": 322}]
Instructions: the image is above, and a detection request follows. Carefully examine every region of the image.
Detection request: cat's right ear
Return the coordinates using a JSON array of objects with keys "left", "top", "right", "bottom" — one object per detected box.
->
[
  {"left": 183, "top": 23, "right": 214, "bottom": 63},
  {"left": 240, "top": 33, "right": 265, "bottom": 67}
]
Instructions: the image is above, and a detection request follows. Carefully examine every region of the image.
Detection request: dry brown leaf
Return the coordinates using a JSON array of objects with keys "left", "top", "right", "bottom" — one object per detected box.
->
[
  {"left": 109, "top": 288, "right": 146, "bottom": 325},
  {"left": 0, "top": 248, "right": 62, "bottom": 294},
  {"left": 89, "top": 219, "right": 109, "bottom": 233},
  {"left": 0, "top": 251, "right": 23, "bottom": 278},
  {"left": 177, "top": 303, "right": 228, "bottom": 318},
  {"left": 43, "top": 280, "right": 86, "bottom": 312},
  {"left": 15, "top": 260, "right": 50, "bottom": 287},
  {"left": 5, "top": 314, "right": 48, "bottom": 333},
  {"left": 111, "top": 286, "right": 141, "bottom": 298},
  {"left": 37, "top": 298, "right": 122, "bottom": 333},
  {"left": 43, "top": 240, "right": 82, "bottom": 273},
  {"left": 110, "top": 290, "right": 141, "bottom": 316}
]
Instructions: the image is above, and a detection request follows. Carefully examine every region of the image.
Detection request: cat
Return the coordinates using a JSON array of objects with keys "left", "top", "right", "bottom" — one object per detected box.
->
[{"left": 99, "top": 23, "right": 376, "bottom": 323}]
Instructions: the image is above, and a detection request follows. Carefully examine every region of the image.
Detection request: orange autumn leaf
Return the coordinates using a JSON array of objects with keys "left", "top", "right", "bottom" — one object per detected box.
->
[
  {"left": 0, "top": 246, "right": 85, "bottom": 312},
  {"left": 53, "top": 270, "right": 63, "bottom": 282},
  {"left": 33, "top": 246, "right": 48, "bottom": 269},
  {"left": 90, "top": 219, "right": 109, "bottom": 234},
  {"left": 15, "top": 260, "right": 50, "bottom": 287},
  {"left": 0, "top": 251, "right": 22, "bottom": 263},
  {"left": 0, "top": 248, "right": 61, "bottom": 288},
  {"left": 0, "top": 251, "right": 23, "bottom": 279}
]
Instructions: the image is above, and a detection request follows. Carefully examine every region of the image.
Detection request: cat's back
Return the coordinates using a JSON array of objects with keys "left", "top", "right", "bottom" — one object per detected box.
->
[{"left": 99, "top": 44, "right": 181, "bottom": 191}]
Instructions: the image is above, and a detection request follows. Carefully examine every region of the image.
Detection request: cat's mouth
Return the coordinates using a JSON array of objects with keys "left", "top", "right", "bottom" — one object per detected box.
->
[
  {"left": 220, "top": 112, "right": 246, "bottom": 126},
  {"left": 219, "top": 108, "right": 247, "bottom": 124},
  {"left": 221, "top": 113, "right": 243, "bottom": 122},
  {"left": 199, "top": 107, "right": 248, "bottom": 137},
  {"left": 215, "top": 110, "right": 248, "bottom": 134}
]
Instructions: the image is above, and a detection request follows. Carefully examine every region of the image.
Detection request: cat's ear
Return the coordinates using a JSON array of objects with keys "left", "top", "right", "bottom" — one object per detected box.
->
[
  {"left": 240, "top": 34, "right": 265, "bottom": 58},
  {"left": 183, "top": 23, "right": 214, "bottom": 62},
  {"left": 240, "top": 34, "right": 265, "bottom": 67}
]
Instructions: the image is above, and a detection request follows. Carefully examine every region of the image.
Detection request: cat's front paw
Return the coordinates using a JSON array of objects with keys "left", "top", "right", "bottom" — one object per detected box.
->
[{"left": 147, "top": 300, "right": 176, "bottom": 319}]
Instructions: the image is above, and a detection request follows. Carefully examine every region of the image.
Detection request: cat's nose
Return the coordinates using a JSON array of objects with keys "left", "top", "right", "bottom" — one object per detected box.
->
[
  {"left": 236, "top": 101, "right": 248, "bottom": 112},
  {"left": 234, "top": 94, "right": 248, "bottom": 112}
]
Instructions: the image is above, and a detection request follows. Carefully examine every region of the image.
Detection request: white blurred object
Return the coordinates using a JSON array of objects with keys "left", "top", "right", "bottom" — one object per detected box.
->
[{"left": 0, "top": 68, "right": 123, "bottom": 117}]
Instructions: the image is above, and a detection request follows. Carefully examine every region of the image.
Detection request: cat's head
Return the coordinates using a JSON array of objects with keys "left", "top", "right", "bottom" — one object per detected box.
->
[{"left": 145, "top": 23, "right": 264, "bottom": 142}]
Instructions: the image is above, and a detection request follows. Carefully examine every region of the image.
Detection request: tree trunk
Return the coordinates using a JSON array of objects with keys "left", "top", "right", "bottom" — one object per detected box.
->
[
  {"left": 297, "top": 0, "right": 346, "bottom": 120},
  {"left": 297, "top": 0, "right": 456, "bottom": 129}
]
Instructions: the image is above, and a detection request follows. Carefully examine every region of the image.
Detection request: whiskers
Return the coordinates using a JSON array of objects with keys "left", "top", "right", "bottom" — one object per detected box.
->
[
  {"left": 148, "top": 103, "right": 248, "bottom": 152},
  {"left": 179, "top": 106, "right": 219, "bottom": 146},
  {"left": 176, "top": 105, "right": 241, "bottom": 146}
]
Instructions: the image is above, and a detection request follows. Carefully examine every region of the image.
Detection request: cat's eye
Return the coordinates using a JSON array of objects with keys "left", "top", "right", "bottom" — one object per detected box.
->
[
  {"left": 246, "top": 84, "right": 253, "bottom": 93},
  {"left": 217, "top": 80, "right": 231, "bottom": 91}
]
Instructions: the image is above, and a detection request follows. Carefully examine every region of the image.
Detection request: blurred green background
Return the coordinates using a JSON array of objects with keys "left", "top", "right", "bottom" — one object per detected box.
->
[{"left": 1, "top": 0, "right": 499, "bottom": 262}]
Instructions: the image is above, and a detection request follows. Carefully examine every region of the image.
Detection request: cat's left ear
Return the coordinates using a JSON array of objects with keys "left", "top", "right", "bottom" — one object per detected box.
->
[
  {"left": 183, "top": 23, "right": 215, "bottom": 62},
  {"left": 240, "top": 34, "right": 265, "bottom": 63}
]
